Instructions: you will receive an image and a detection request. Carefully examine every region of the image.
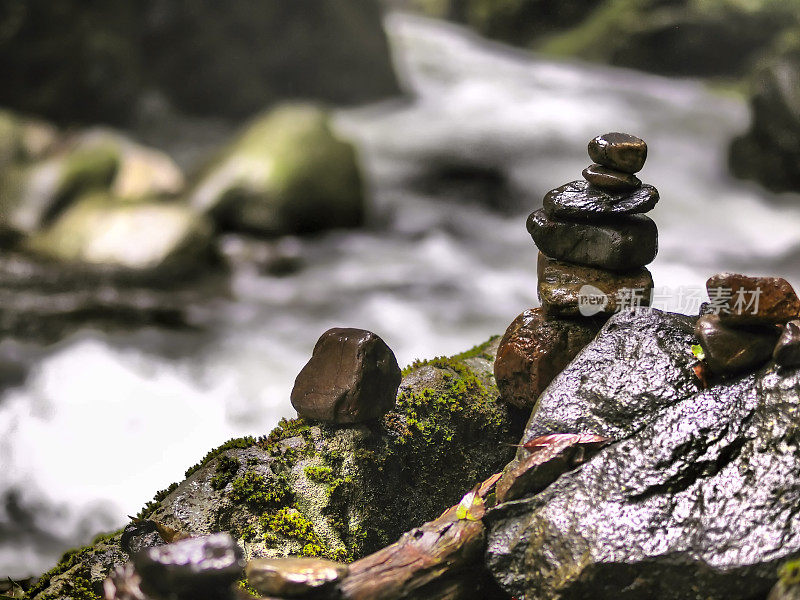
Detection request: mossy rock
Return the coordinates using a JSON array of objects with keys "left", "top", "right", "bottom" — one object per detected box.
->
[
  {"left": 25, "top": 192, "right": 213, "bottom": 281},
  {"left": 190, "top": 103, "right": 364, "bottom": 237},
  {"left": 0, "top": 140, "right": 119, "bottom": 236},
  {"left": 27, "top": 337, "right": 526, "bottom": 600}
]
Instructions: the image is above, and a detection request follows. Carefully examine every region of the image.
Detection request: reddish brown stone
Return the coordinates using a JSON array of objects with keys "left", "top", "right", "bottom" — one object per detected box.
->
[
  {"left": 494, "top": 308, "right": 602, "bottom": 410},
  {"left": 291, "top": 328, "right": 401, "bottom": 423},
  {"left": 706, "top": 272, "right": 800, "bottom": 325},
  {"left": 695, "top": 314, "right": 778, "bottom": 375}
]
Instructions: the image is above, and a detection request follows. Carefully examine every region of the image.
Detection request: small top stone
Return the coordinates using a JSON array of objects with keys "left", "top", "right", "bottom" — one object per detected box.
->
[
  {"left": 133, "top": 533, "right": 245, "bottom": 600},
  {"left": 291, "top": 327, "right": 401, "bottom": 424},
  {"left": 245, "top": 557, "right": 348, "bottom": 597},
  {"left": 706, "top": 272, "right": 800, "bottom": 325},
  {"left": 588, "top": 132, "right": 647, "bottom": 174},
  {"left": 543, "top": 179, "right": 658, "bottom": 220}
]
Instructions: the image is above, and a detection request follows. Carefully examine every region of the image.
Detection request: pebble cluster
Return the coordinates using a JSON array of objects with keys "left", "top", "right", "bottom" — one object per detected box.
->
[
  {"left": 528, "top": 132, "right": 658, "bottom": 316},
  {"left": 696, "top": 273, "right": 800, "bottom": 375}
]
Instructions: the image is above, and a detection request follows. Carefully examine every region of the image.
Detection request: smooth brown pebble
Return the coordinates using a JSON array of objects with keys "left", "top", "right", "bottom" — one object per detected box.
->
[
  {"left": 582, "top": 164, "right": 642, "bottom": 192},
  {"left": 246, "top": 557, "right": 348, "bottom": 598},
  {"left": 588, "top": 132, "right": 647, "bottom": 174}
]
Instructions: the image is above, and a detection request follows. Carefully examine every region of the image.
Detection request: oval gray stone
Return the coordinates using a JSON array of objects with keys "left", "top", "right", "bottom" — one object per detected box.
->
[{"left": 526, "top": 209, "right": 658, "bottom": 271}]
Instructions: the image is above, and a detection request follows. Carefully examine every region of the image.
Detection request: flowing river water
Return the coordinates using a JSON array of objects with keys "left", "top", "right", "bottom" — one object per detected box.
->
[{"left": 2, "top": 13, "right": 800, "bottom": 577}]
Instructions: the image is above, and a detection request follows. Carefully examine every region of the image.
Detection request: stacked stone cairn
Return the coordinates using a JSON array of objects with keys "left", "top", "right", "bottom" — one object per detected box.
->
[
  {"left": 495, "top": 133, "right": 659, "bottom": 410},
  {"left": 696, "top": 273, "right": 800, "bottom": 375}
]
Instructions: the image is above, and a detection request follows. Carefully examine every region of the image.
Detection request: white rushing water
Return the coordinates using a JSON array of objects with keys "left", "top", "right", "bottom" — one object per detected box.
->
[{"left": 2, "top": 13, "right": 800, "bottom": 577}]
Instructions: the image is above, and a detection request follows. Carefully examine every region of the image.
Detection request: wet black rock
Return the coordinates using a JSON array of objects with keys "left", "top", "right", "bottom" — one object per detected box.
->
[
  {"left": 543, "top": 179, "right": 657, "bottom": 219},
  {"left": 774, "top": 320, "right": 800, "bottom": 367},
  {"left": 581, "top": 164, "right": 642, "bottom": 192},
  {"left": 515, "top": 309, "right": 698, "bottom": 442},
  {"left": 695, "top": 314, "right": 779, "bottom": 375},
  {"left": 486, "top": 308, "right": 800, "bottom": 600},
  {"left": 291, "top": 328, "right": 401, "bottom": 424},
  {"left": 588, "top": 132, "right": 647, "bottom": 173},
  {"left": 133, "top": 533, "right": 245, "bottom": 599},
  {"left": 526, "top": 209, "right": 658, "bottom": 271}
]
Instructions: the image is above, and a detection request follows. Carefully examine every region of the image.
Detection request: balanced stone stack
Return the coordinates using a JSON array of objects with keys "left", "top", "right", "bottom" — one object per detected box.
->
[
  {"left": 696, "top": 273, "right": 800, "bottom": 375},
  {"left": 529, "top": 132, "right": 658, "bottom": 317},
  {"left": 495, "top": 133, "right": 658, "bottom": 410}
]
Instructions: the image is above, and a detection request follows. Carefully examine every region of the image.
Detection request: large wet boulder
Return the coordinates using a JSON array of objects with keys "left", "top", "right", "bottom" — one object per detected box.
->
[
  {"left": 486, "top": 308, "right": 800, "bottom": 600},
  {"left": 191, "top": 104, "right": 364, "bottom": 237},
  {"left": 27, "top": 338, "right": 524, "bottom": 600},
  {"left": 25, "top": 193, "right": 213, "bottom": 282},
  {"left": 729, "top": 33, "right": 800, "bottom": 193},
  {"left": 0, "top": 0, "right": 399, "bottom": 125}
]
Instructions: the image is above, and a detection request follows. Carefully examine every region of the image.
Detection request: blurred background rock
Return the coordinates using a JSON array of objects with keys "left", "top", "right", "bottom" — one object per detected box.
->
[{"left": 0, "top": 0, "right": 799, "bottom": 581}]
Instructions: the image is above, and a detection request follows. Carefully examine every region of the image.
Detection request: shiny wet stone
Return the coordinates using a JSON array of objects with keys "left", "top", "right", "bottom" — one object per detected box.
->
[
  {"left": 537, "top": 253, "right": 653, "bottom": 316},
  {"left": 291, "top": 327, "right": 401, "bottom": 424},
  {"left": 773, "top": 320, "right": 800, "bottom": 368},
  {"left": 695, "top": 314, "right": 778, "bottom": 375},
  {"left": 706, "top": 272, "right": 800, "bottom": 325},
  {"left": 527, "top": 209, "right": 658, "bottom": 271},
  {"left": 245, "top": 557, "right": 348, "bottom": 598},
  {"left": 494, "top": 308, "right": 601, "bottom": 410},
  {"left": 588, "top": 132, "right": 647, "bottom": 173},
  {"left": 582, "top": 163, "right": 642, "bottom": 192},
  {"left": 543, "top": 179, "right": 657, "bottom": 220},
  {"left": 133, "top": 533, "right": 245, "bottom": 599}
]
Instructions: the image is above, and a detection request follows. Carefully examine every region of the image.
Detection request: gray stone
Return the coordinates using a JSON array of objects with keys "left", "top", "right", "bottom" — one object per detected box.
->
[
  {"left": 588, "top": 132, "right": 647, "bottom": 173},
  {"left": 486, "top": 308, "right": 800, "bottom": 600},
  {"left": 133, "top": 533, "right": 245, "bottom": 599},
  {"left": 543, "top": 179, "right": 657, "bottom": 219},
  {"left": 526, "top": 209, "right": 658, "bottom": 271},
  {"left": 291, "top": 328, "right": 401, "bottom": 424}
]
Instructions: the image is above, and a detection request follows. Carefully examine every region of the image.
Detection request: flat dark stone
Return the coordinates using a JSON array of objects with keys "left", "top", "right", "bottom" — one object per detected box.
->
[
  {"left": 133, "top": 533, "right": 245, "bottom": 599},
  {"left": 695, "top": 313, "right": 778, "bottom": 375},
  {"left": 527, "top": 209, "right": 658, "bottom": 271},
  {"left": 773, "top": 320, "right": 800, "bottom": 367},
  {"left": 588, "top": 132, "right": 647, "bottom": 173},
  {"left": 291, "top": 327, "right": 401, "bottom": 424},
  {"left": 706, "top": 272, "right": 800, "bottom": 325},
  {"left": 543, "top": 180, "right": 657, "bottom": 220},
  {"left": 582, "top": 164, "right": 642, "bottom": 192},
  {"left": 494, "top": 308, "right": 601, "bottom": 410},
  {"left": 245, "top": 557, "right": 348, "bottom": 597},
  {"left": 486, "top": 309, "right": 800, "bottom": 600},
  {"left": 537, "top": 253, "right": 653, "bottom": 316}
]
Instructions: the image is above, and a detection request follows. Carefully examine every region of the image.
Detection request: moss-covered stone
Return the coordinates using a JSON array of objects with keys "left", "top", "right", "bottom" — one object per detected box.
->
[
  {"left": 29, "top": 337, "right": 524, "bottom": 600},
  {"left": 190, "top": 103, "right": 364, "bottom": 237}
]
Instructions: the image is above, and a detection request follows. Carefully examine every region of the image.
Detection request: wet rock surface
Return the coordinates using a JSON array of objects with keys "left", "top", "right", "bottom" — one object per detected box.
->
[
  {"left": 133, "top": 533, "right": 245, "bottom": 599},
  {"left": 245, "top": 557, "right": 347, "bottom": 597},
  {"left": 695, "top": 313, "right": 779, "bottom": 375},
  {"left": 486, "top": 308, "right": 800, "bottom": 600},
  {"left": 774, "top": 320, "right": 800, "bottom": 367},
  {"left": 291, "top": 327, "right": 401, "bottom": 423},
  {"left": 707, "top": 272, "right": 800, "bottom": 325},
  {"left": 28, "top": 340, "right": 521, "bottom": 600},
  {"left": 537, "top": 253, "right": 653, "bottom": 316},
  {"left": 494, "top": 308, "right": 602, "bottom": 410},
  {"left": 543, "top": 179, "right": 657, "bottom": 219},
  {"left": 527, "top": 209, "right": 658, "bottom": 271},
  {"left": 581, "top": 163, "right": 641, "bottom": 191},
  {"left": 518, "top": 309, "right": 698, "bottom": 441},
  {"left": 587, "top": 132, "right": 647, "bottom": 173}
]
